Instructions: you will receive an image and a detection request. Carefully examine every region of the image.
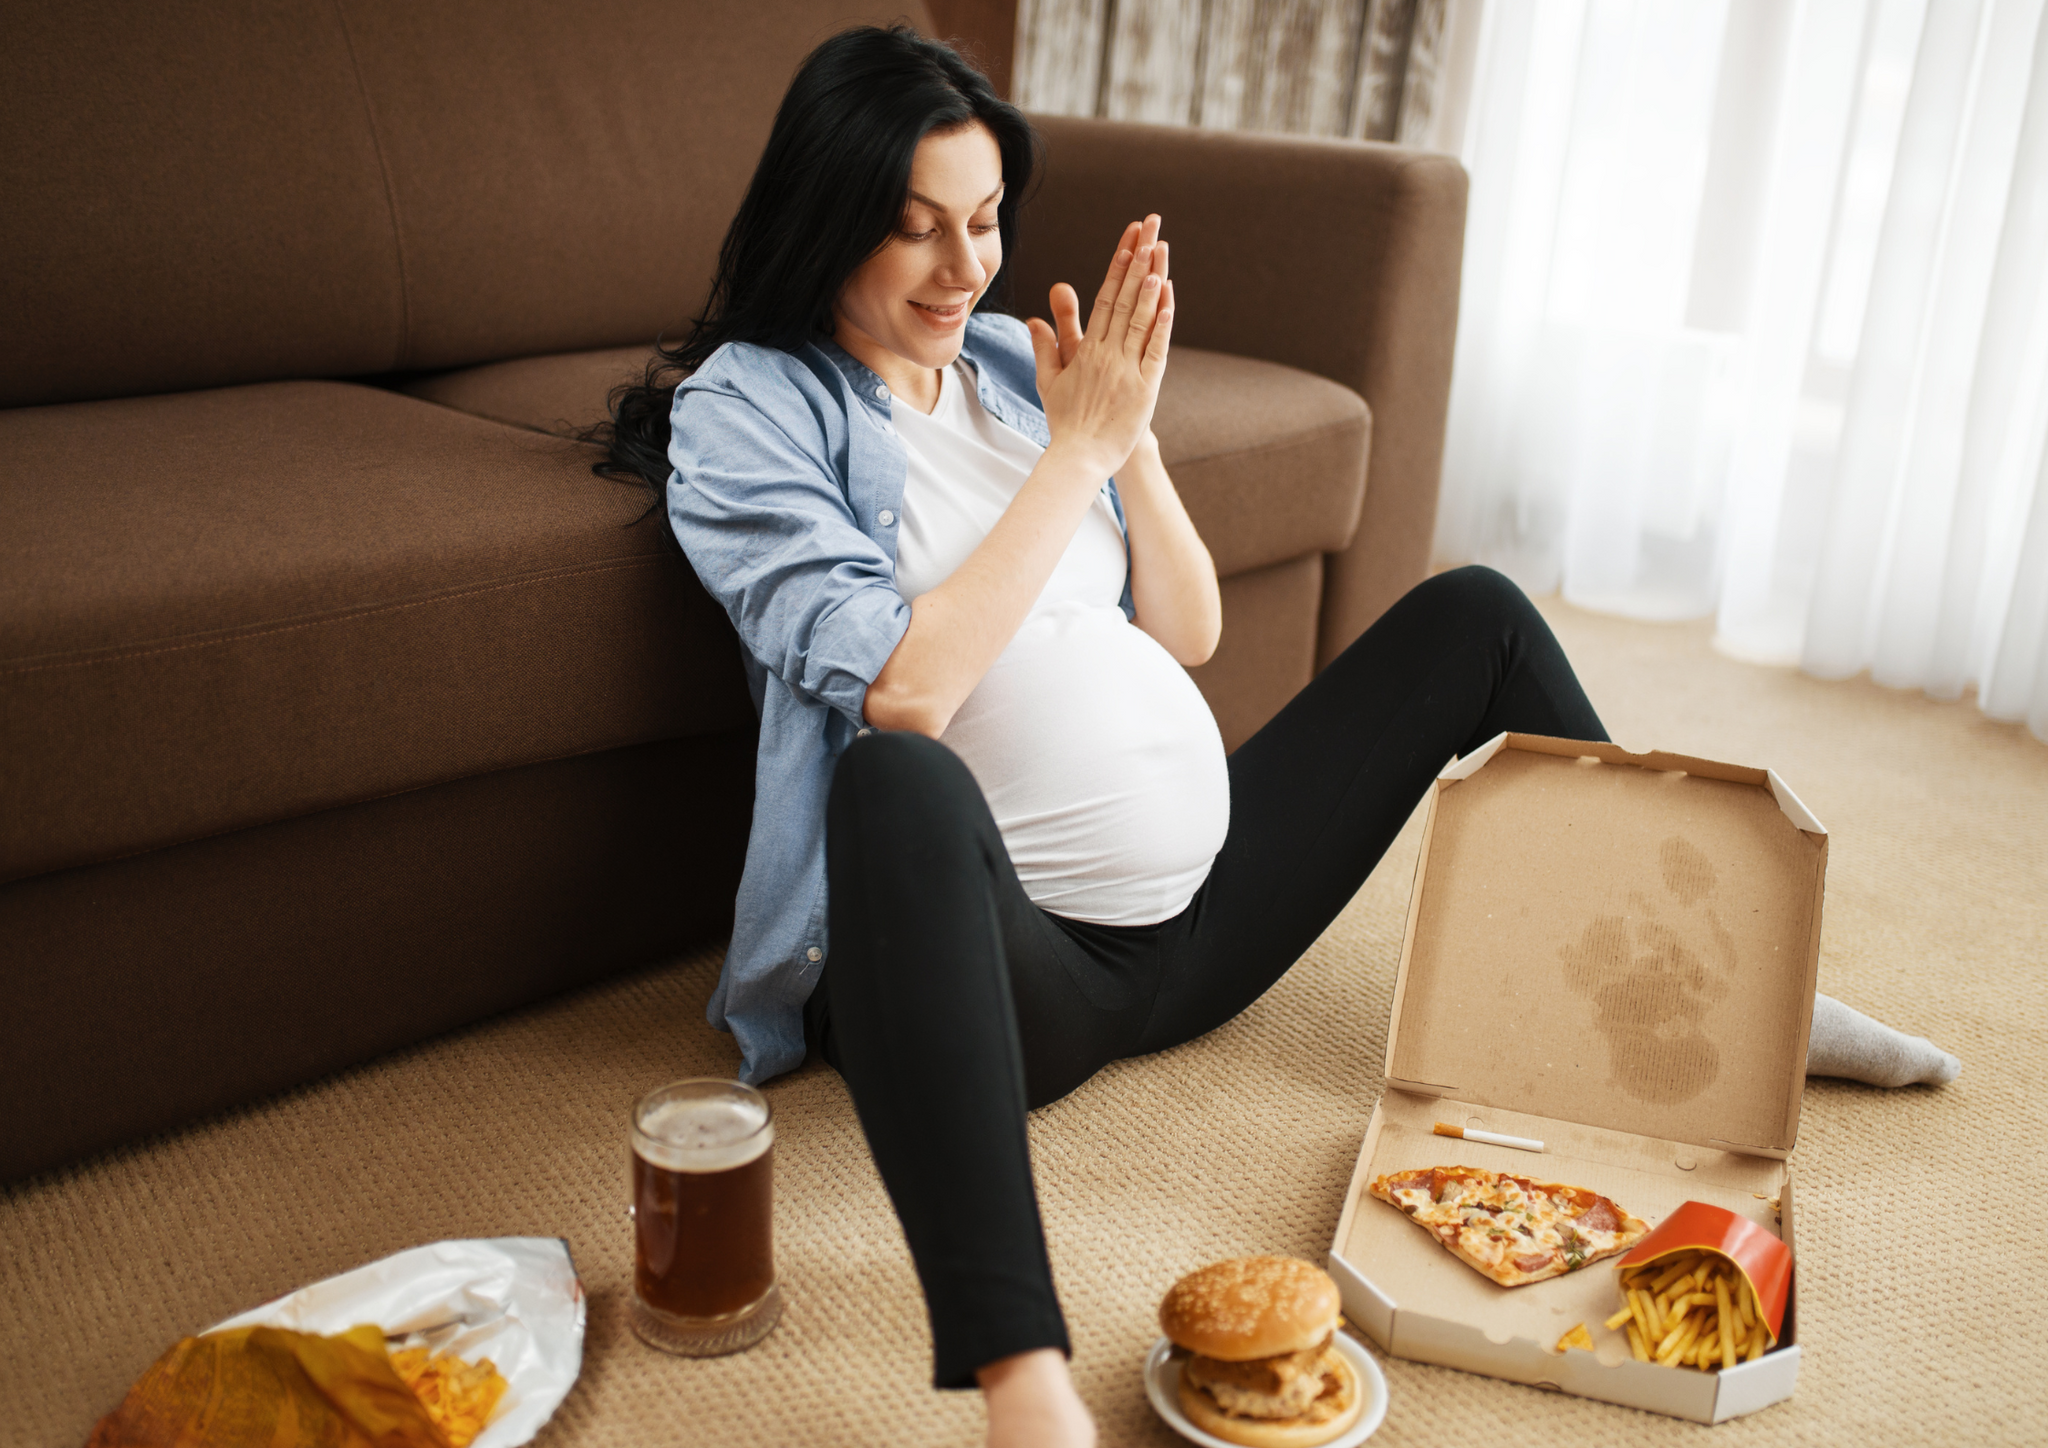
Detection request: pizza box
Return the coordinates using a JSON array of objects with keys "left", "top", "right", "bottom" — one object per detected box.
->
[{"left": 1328, "top": 734, "right": 1823, "bottom": 1423}]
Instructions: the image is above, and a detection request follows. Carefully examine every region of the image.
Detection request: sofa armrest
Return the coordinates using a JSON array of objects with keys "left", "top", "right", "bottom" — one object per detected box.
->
[{"left": 1012, "top": 114, "right": 1468, "bottom": 665}]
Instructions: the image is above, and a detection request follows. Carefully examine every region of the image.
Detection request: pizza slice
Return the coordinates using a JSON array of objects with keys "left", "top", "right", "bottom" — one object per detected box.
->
[{"left": 1370, "top": 1165, "right": 1649, "bottom": 1287}]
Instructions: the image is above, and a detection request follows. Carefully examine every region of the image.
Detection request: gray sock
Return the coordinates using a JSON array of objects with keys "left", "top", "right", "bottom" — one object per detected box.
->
[{"left": 1806, "top": 993, "right": 1960, "bottom": 1088}]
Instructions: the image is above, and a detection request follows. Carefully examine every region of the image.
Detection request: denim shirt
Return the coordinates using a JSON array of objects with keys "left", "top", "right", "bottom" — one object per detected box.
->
[{"left": 666, "top": 311, "right": 1132, "bottom": 1084}]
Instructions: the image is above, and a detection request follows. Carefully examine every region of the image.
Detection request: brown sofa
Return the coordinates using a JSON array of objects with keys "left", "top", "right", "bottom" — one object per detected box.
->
[{"left": 0, "top": 0, "right": 1465, "bottom": 1184}]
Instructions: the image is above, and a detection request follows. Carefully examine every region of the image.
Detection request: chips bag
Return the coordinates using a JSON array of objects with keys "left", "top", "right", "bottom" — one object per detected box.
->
[{"left": 85, "top": 1323, "right": 503, "bottom": 1448}]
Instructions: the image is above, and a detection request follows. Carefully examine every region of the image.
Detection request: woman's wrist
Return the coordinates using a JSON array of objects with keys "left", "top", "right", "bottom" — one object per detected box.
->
[{"left": 1040, "top": 434, "right": 1125, "bottom": 486}]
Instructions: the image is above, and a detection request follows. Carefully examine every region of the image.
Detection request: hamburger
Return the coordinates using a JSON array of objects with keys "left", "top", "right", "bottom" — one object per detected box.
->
[{"left": 1158, "top": 1256, "right": 1363, "bottom": 1447}]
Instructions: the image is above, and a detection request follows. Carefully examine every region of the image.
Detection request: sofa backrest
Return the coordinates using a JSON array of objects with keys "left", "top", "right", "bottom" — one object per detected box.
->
[{"left": 0, "top": 0, "right": 933, "bottom": 409}]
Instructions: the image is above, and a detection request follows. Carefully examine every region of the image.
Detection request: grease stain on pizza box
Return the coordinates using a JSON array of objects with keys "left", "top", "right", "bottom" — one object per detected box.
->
[{"left": 1329, "top": 734, "right": 1822, "bottom": 1424}]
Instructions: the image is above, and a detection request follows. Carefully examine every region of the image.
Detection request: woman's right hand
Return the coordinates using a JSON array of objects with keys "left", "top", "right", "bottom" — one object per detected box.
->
[{"left": 1026, "top": 215, "right": 1174, "bottom": 477}]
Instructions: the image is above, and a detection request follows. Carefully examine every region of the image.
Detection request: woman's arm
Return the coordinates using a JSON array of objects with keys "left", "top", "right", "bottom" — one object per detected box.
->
[
  {"left": 863, "top": 219, "right": 1174, "bottom": 737},
  {"left": 1034, "top": 238, "right": 1218, "bottom": 665},
  {"left": 1117, "top": 421, "right": 1221, "bottom": 666}
]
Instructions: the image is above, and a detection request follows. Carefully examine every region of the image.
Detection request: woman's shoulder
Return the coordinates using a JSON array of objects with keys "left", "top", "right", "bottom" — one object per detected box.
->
[
  {"left": 670, "top": 338, "right": 857, "bottom": 455},
  {"left": 962, "top": 311, "right": 1041, "bottom": 405},
  {"left": 675, "top": 338, "right": 840, "bottom": 408},
  {"left": 965, "top": 309, "right": 1032, "bottom": 359},
  {"left": 666, "top": 341, "right": 862, "bottom": 491}
]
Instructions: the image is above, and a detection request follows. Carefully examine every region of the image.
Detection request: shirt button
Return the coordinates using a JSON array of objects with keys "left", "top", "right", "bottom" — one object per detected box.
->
[
  {"left": 874, "top": 384, "right": 890, "bottom": 402},
  {"left": 806, "top": 946, "right": 823, "bottom": 963},
  {"left": 856, "top": 727, "right": 873, "bottom": 738},
  {"left": 878, "top": 509, "right": 895, "bottom": 526}
]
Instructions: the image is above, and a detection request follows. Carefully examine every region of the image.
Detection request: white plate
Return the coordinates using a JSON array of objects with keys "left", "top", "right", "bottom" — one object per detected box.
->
[{"left": 1144, "top": 1332, "right": 1389, "bottom": 1447}]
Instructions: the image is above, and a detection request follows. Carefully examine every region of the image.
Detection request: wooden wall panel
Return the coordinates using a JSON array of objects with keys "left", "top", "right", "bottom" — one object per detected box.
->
[
  {"left": 1014, "top": 0, "right": 1447, "bottom": 143},
  {"left": 1198, "top": 0, "right": 1366, "bottom": 136},
  {"left": 1103, "top": 0, "right": 1208, "bottom": 126},
  {"left": 1015, "top": 0, "right": 1110, "bottom": 115}
]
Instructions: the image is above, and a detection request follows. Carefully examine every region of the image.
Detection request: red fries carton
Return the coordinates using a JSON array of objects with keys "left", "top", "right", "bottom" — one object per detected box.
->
[{"left": 1621, "top": 1201, "right": 1793, "bottom": 1346}]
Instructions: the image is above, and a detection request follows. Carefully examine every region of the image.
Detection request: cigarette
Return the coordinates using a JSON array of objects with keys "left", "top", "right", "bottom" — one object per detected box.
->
[{"left": 1433, "top": 1122, "right": 1545, "bottom": 1153}]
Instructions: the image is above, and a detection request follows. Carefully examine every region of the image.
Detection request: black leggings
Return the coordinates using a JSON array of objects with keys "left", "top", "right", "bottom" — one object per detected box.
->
[{"left": 804, "top": 566, "right": 1607, "bottom": 1387}]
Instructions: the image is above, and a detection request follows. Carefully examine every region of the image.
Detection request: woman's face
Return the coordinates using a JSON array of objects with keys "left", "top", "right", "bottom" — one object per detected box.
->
[{"left": 833, "top": 121, "right": 1005, "bottom": 377}]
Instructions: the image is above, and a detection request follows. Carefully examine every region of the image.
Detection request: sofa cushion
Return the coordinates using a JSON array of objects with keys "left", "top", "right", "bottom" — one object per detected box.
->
[
  {"left": 1149, "top": 348, "right": 1370, "bottom": 578},
  {"left": 1, "top": 0, "right": 934, "bottom": 408},
  {"left": 405, "top": 343, "right": 1370, "bottom": 579},
  {"left": 0, "top": 0, "right": 405, "bottom": 408},
  {"left": 0, "top": 382, "right": 749, "bottom": 885}
]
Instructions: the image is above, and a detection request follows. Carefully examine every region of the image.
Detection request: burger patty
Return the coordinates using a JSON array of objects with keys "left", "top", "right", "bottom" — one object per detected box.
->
[{"left": 1185, "top": 1337, "right": 1336, "bottom": 1419}]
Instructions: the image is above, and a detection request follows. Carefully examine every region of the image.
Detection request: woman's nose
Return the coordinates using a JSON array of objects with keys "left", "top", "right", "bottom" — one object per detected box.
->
[{"left": 935, "top": 228, "right": 986, "bottom": 291}]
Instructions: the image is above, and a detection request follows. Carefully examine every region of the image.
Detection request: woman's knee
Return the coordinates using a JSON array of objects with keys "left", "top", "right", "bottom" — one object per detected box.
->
[
  {"left": 1414, "top": 564, "right": 1538, "bottom": 623},
  {"left": 828, "top": 729, "right": 988, "bottom": 843}
]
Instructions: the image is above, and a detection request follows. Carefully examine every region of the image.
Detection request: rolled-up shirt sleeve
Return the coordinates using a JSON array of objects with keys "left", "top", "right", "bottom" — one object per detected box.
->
[{"left": 666, "top": 375, "right": 911, "bottom": 728}]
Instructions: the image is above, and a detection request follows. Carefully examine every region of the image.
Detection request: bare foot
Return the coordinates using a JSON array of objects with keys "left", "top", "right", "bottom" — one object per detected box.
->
[{"left": 978, "top": 1348, "right": 1096, "bottom": 1448}]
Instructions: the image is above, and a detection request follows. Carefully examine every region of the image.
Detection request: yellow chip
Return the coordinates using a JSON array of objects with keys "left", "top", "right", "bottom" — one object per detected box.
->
[
  {"left": 390, "top": 1347, "right": 509, "bottom": 1448},
  {"left": 1555, "top": 1322, "right": 1595, "bottom": 1353}
]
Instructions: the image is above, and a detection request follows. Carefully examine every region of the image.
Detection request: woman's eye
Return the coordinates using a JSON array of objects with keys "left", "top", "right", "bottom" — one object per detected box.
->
[{"left": 898, "top": 224, "right": 997, "bottom": 241}]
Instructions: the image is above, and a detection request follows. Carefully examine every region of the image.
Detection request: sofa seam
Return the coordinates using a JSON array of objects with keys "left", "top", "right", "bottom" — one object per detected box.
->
[
  {"left": 332, "top": 0, "right": 412, "bottom": 369},
  {"left": 1163, "top": 415, "right": 1371, "bottom": 472},
  {"left": 1, "top": 555, "right": 667, "bottom": 676},
  {"left": 0, "top": 725, "right": 753, "bottom": 891}
]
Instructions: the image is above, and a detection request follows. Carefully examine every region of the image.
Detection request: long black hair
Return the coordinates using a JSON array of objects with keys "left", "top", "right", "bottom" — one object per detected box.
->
[{"left": 589, "top": 25, "right": 1038, "bottom": 512}]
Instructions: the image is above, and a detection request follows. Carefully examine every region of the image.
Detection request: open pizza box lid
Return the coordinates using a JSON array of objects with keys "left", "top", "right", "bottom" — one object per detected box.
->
[{"left": 1327, "top": 735, "right": 1825, "bottom": 1423}]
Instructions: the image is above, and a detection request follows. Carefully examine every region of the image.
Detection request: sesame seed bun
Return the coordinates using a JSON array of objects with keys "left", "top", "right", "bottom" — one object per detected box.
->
[{"left": 1158, "top": 1257, "right": 1341, "bottom": 1361}]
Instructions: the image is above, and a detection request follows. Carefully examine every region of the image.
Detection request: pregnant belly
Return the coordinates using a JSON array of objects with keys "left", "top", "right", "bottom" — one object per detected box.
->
[{"left": 939, "top": 602, "right": 1230, "bottom": 925}]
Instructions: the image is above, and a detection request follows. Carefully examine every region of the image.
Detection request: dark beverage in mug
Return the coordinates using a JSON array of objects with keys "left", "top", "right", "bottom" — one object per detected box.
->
[{"left": 630, "top": 1080, "right": 783, "bottom": 1355}]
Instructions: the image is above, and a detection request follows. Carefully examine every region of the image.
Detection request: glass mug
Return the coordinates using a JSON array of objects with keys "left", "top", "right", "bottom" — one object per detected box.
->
[{"left": 629, "top": 1078, "right": 784, "bottom": 1355}]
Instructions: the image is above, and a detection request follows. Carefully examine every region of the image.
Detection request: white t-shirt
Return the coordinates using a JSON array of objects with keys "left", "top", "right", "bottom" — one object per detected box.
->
[{"left": 890, "top": 361, "right": 1229, "bottom": 926}]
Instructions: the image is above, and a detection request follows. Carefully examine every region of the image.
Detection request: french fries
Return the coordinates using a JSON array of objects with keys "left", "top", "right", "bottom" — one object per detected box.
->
[{"left": 1612, "top": 1250, "right": 1774, "bottom": 1372}]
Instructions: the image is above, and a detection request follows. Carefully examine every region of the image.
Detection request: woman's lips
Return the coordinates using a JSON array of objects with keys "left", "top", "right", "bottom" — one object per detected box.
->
[{"left": 910, "top": 299, "right": 969, "bottom": 330}]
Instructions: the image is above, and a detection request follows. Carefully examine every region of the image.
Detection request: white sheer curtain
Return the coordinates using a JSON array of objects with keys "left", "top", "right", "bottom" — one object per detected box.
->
[{"left": 1435, "top": 0, "right": 2048, "bottom": 742}]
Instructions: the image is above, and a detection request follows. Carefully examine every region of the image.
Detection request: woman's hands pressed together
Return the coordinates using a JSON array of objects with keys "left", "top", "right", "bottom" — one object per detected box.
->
[
  {"left": 863, "top": 214, "right": 1220, "bottom": 736},
  {"left": 1026, "top": 215, "right": 1175, "bottom": 477},
  {"left": 1033, "top": 217, "right": 1221, "bottom": 667}
]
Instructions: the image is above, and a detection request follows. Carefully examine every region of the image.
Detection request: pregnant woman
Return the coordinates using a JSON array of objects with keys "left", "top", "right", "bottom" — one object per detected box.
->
[{"left": 596, "top": 26, "right": 1957, "bottom": 1446}]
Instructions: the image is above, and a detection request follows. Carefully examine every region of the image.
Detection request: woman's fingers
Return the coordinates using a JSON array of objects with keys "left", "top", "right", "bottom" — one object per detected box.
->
[
  {"left": 1025, "top": 315, "right": 1063, "bottom": 394},
  {"left": 1050, "top": 283, "right": 1084, "bottom": 366},
  {"left": 1086, "top": 218, "right": 1153, "bottom": 343},
  {"left": 1085, "top": 223, "right": 1140, "bottom": 340},
  {"left": 1141, "top": 279, "right": 1174, "bottom": 382},
  {"left": 1109, "top": 237, "right": 1157, "bottom": 346},
  {"left": 1126, "top": 240, "right": 1168, "bottom": 359},
  {"left": 1124, "top": 272, "right": 1164, "bottom": 361},
  {"left": 1086, "top": 247, "right": 1132, "bottom": 342}
]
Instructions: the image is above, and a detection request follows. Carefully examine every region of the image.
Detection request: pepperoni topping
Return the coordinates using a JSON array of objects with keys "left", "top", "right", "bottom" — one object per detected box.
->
[
  {"left": 1514, "top": 1252, "right": 1553, "bottom": 1274},
  {"left": 1577, "top": 1198, "right": 1619, "bottom": 1233}
]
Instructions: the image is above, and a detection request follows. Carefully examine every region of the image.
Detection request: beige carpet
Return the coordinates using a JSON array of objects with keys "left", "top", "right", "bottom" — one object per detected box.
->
[{"left": 6, "top": 597, "right": 2045, "bottom": 1447}]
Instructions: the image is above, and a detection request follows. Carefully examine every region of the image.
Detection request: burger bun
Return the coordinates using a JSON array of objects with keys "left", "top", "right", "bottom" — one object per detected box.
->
[
  {"left": 1176, "top": 1350, "right": 1364, "bottom": 1448},
  {"left": 1158, "top": 1257, "right": 1341, "bottom": 1360}
]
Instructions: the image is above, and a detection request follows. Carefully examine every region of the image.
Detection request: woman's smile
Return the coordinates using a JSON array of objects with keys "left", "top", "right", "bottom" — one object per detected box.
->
[{"left": 911, "top": 298, "right": 972, "bottom": 329}]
